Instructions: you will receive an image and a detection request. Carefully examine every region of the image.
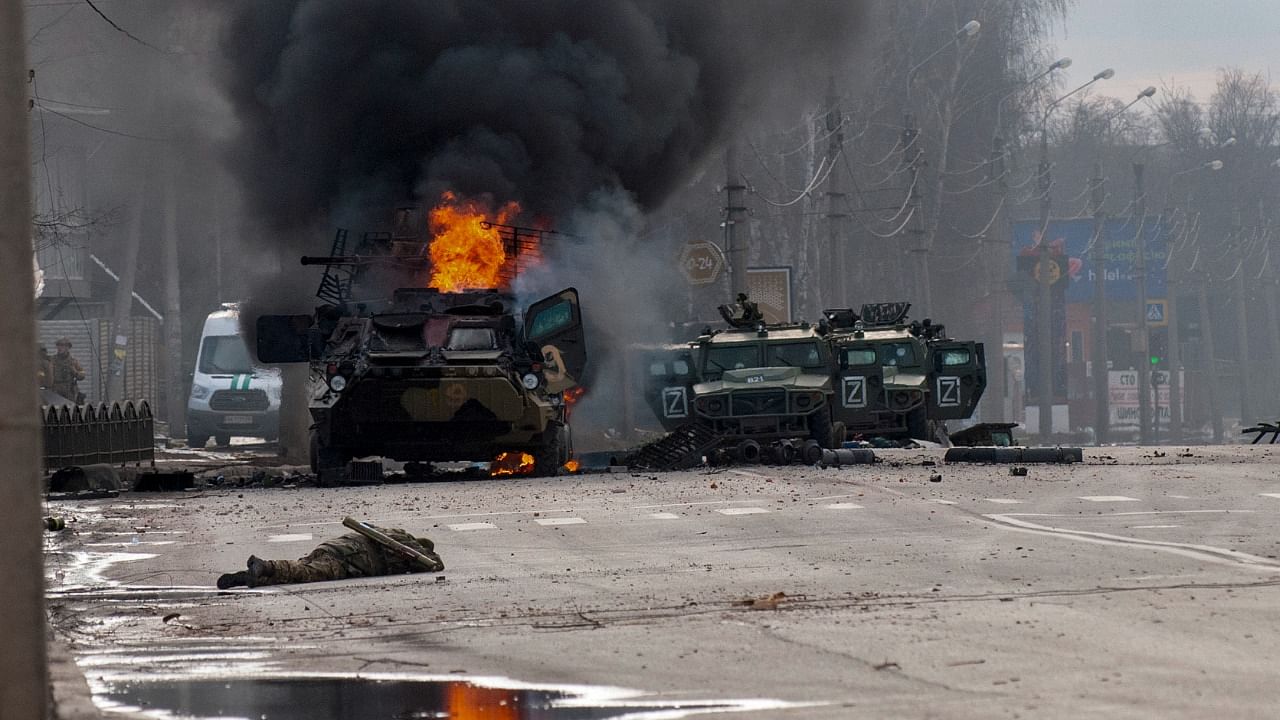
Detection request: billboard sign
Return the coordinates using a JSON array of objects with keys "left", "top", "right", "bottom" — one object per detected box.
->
[{"left": 1011, "top": 217, "right": 1168, "bottom": 303}]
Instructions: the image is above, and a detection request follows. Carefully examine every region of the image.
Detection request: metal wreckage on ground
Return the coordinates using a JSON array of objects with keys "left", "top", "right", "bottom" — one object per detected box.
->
[
  {"left": 630, "top": 299, "right": 987, "bottom": 470},
  {"left": 256, "top": 207, "right": 586, "bottom": 479}
]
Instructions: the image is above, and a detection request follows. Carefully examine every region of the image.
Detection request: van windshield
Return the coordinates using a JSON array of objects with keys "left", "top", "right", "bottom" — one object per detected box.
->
[{"left": 199, "top": 336, "right": 255, "bottom": 374}]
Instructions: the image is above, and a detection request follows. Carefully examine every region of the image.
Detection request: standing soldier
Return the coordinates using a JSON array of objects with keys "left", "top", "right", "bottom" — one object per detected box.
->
[
  {"left": 216, "top": 523, "right": 443, "bottom": 589},
  {"left": 50, "top": 337, "right": 85, "bottom": 404}
]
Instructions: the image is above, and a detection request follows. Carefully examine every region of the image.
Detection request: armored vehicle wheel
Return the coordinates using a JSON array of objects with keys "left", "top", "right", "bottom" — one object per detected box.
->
[
  {"left": 215, "top": 434, "right": 232, "bottom": 447},
  {"left": 309, "top": 429, "right": 349, "bottom": 474},
  {"left": 187, "top": 434, "right": 209, "bottom": 450},
  {"left": 532, "top": 423, "right": 569, "bottom": 477},
  {"left": 906, "top": 407, "right": 929, "bottom": 441},
  {"left": 809, "top": 414, "right": 841, "bottom": 450}
]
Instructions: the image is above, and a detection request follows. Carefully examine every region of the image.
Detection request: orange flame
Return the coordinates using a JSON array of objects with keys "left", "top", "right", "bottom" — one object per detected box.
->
[
  {"left": 428, "top": 192, "right": 520, "bottom": 293},
  {"left": 490, "top": 451, "right": 535, "bottom": 477},
  {"left": 562, "top": 458, "right": 581, "bottom": 473},
  {"left": 563, "top": 386, "right": 586, "bottom": 422}
]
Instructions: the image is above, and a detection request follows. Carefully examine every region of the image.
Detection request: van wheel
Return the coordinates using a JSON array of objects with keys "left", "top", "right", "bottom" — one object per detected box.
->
[
  {"left": 188, "top": 434, "right": 209, "bottom": 450},
  {"left": 216, "top": 434, "right": 232, "bottom": 447}
]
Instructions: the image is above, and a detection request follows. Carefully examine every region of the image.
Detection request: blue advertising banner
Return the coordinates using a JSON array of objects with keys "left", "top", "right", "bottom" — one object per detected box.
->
[{"left": 1011, "top": 217, "right": 1168, "bottom": 303}]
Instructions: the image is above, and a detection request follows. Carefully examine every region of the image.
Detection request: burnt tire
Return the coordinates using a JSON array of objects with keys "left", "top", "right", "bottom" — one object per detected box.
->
[
  {"left": 215, "top": 434, "right": 232, "bottom": 447},
  {"left": 187, "top": 434, "right": 209, "bottom": 450},
  {"left": 532, "top": 423, "right": 568, "bottom": 477}
]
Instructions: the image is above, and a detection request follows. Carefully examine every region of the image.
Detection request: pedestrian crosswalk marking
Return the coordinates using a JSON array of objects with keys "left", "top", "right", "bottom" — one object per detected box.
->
[
  {"left": 534, "top": 517, "right": 587, "bottom": 526},
  {"left": 649, "top": 512, "right": 681, "bottom": 520},
  {"left": 1079, "top": 496, "right": 1140, "bottom": 502},
  {"left": 447, "top": 522, "right": 498, "bottom": 531},
  {"left": 716, "top": 507, "right": 771, "bottom": 515},
  {"left": 824, "top": 503, "right": 864, "bottom": 510}
]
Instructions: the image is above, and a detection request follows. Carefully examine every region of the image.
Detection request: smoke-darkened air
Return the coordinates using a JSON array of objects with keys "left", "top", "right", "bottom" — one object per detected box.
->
[{"left": 221, "top": 0, "right": 862, "bottom": 231}]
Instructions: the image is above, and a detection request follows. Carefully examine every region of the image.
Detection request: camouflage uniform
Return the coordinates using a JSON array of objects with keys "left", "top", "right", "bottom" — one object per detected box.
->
[
  {"left": 217, "top": 527, "right": 442, "bottom": 589},
  {"left": 50, "top": 342, "right": 85, "bottom": 403}
]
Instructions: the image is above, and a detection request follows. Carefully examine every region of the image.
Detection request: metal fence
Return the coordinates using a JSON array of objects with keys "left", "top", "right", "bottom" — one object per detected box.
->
[{"left": 42, "top": 400, "right": 154, "bottom": 470}]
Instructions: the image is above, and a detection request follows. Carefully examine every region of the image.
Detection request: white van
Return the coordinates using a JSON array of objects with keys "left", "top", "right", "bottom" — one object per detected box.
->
[{"left": 186, "top": 303, "right": 281, "bottom": 448}]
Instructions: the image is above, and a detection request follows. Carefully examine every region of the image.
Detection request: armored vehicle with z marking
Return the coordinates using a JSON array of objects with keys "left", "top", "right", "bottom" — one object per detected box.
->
[
  {"left": 644, "top": 297, "right": 843, "bottom": 463},
  {"left": 255, "top": 208, "right": 585, "bottom": 477},
  {"left": 822, "top": 302, "right": 986, "bottom": 442}
]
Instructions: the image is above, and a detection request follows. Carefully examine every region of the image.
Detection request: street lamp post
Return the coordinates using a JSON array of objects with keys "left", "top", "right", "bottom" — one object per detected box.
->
[
  {"left": 1034, "top": 68, "right": 1114, "bottom": 439},
  {"left": 1162, "top": 159, "right": 1223, "bottom": 442},
  {"left": 1093, "top": 86, "right": 1157, "bottom": 445},
  {"left": 983, "top": 58, "right": 1071, "bottom": 422}
]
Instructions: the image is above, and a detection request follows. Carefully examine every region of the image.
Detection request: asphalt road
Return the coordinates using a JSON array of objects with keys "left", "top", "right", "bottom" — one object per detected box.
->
[{"left": 45, "top": 445, "right": 1280, "bottom": 719}]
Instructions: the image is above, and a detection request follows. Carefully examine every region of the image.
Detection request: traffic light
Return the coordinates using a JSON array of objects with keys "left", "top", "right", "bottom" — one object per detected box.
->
[{"left": 1149, "top": 328, "right": 1169, "bottom": 367}]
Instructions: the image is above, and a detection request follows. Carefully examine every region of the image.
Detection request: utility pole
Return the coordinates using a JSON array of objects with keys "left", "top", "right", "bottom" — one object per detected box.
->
[
  {"left": 162, "top": 159, "right": 186, "bottom": 442},
  {"left": 107, "top": 194, "right": 146, "bottom": 402},
  {"left": 1197, "top": 271, "right": 1224, "bottom": 443},
  {"left": 1035, "top": 131, "right": 1055, "bottom": 439},
  {"left": 1133, "top": 163, "right": 1152, "bottom": 443},
  {"left": 724, "top": 140, "right": 748, "bottom": 298},
  {"left": 0, "top": 0, "right": 50, "bottom": 714},
  {"left": 825, "top": 80, "right": 848, "bottom": 306},
  {"left": 1089, "top": 161, "right": 1109, "bottom": 443},
  {"left": 1232, "top": 211, "right": 1251, "bottom": 428},
  {"left": 1166, "top": 267, "right": 1184, "bottom": 442},
  {"left": 985, "top": 135, "right": 1009, "bottom": 421},
  {"left": 902, "top": 114, "right": 929, "bottom": 314}
]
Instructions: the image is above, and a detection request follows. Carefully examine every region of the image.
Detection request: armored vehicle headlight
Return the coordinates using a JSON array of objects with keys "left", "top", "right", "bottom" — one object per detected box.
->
[
  {"left": 328, "top": 374, "right": 348, "bottom": 392},
  {"left": 521, "top": 373, "right": 540, "bottom": 390}
]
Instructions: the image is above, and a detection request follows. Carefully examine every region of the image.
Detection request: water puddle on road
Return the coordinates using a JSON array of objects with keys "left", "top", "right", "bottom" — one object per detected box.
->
[{"left": 96, "top": 674, "right": 806, "bottom": 719}]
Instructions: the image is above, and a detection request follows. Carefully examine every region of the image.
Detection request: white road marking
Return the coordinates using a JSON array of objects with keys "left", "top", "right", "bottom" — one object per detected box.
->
[
  {"left": 648, "top": 512, "right": 681, "bottom": 520},
  {"left": 985, "top": 498, "right": 1023, "bottom": 505},
  {"left": 807, "top": 493, "right": 863, "bottom": 502},
  {"left": 985, "top": 513, "right": 1280, "bottom": 574},
  {"left": 1132, "top": 524, "right": 1181, "bottom": 529},
  {"left": 824, "top": 503, "right": 864, "bottom": 510},
  {"left": 534, "top": 517, "right": 588, "bottom": 526},
  {"left": 1260, "top": 493, "right": 1280, "bottom": 499},
  {"left": 634, "top": 500, "right": 750, "bottom": 509},
  {"left": 267, "top": 534, "right": 313, "bottom": 543},
  {"left": 929, "top": 499, "right": 958, "bottom": 505},
  {"left": 716, "top": 507, "right": 771, "bottom": 516},
  {"left": 1169, "top": 495, "right": 1191, "bottom": 499},
  {"left": 1079, "top": 495, "right": 1141, "bottom": 502},
  {"left": 729, "top": 470, "right": 777, "bottom": 480},
  {"left": 83, "top": 541, "right": 177, "bottom": 548},
  {"left": 446, "top": 522, "right": 498, "bottom": 532}
]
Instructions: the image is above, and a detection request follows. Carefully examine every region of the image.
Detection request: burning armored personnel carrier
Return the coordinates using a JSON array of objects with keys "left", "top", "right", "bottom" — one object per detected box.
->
[{"left": 256, "top": 205, "right": 585, "bottom": 476}]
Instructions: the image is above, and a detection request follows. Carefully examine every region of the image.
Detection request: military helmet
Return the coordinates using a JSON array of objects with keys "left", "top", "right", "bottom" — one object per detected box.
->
[{"left": 55, "top": 337, "right": 72, "bottom": 348}]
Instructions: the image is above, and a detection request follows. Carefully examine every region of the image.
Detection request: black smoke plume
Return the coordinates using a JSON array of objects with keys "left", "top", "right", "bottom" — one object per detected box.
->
[{"left": 222, "top": 0, "right": 863, "bottom": 231}]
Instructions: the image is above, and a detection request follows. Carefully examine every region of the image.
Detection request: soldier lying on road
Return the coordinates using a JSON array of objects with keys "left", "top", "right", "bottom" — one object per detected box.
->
[{"left": 217, "top": 524, "right": 443, "bottom": 589}]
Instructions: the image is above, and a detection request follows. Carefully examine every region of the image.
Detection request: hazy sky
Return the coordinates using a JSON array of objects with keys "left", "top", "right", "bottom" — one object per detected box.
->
[{"left": 1052, "top": 0, "right": 1280, "bottom": 104}]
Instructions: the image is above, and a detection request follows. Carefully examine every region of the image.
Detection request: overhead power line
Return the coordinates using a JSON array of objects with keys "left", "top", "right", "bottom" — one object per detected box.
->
[{"left": 82, "top": 0, "right": 166, "bottom": 53}]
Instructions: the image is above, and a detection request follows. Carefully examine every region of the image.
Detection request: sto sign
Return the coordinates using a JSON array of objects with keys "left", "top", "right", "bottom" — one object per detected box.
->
[{"left": 679, "top": 241, "right": 724, "bottom": 285}]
